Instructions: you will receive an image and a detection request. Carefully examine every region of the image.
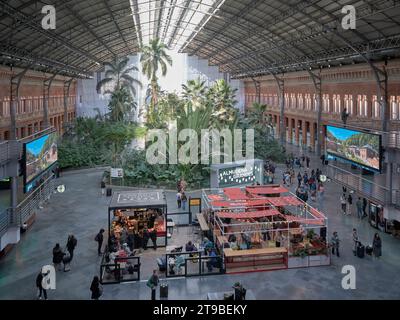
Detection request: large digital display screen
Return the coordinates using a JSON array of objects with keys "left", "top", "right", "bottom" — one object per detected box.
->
[
  {"left": 24, "top": 132, "right": 58, "bottom": 185},
  {"left": 326, "top": 125, "right": 381, "bottom": 171}
]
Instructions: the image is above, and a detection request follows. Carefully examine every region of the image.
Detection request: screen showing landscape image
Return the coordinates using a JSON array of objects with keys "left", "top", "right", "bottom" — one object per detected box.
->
[
  {"left": 326, "top": 125, "right": 380, "bottom": 171},
  {"left": 25, "top": 133, "right": 58, "bottom": 184}
]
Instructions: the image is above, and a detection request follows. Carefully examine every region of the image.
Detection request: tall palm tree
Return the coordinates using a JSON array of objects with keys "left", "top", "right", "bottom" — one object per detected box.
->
[
  {"left": 96, "top": 56, "right": 142, "bottom": 96},
  {"left": 140, "top": 38, "right": 173, "bottom": 109},
  {"left": 182, "top": 79, "right": 207, "bottom": 110}
]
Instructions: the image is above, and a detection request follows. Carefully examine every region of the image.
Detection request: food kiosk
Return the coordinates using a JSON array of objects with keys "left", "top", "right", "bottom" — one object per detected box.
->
[{"left": 108, "top": 190, "right": 168, "bottom": 248}]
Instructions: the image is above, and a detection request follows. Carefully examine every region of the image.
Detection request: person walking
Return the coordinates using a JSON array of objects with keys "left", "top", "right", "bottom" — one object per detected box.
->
[
  {"left": 352, "top": 228, "right": 359, "bottom": 256},
  {"left": 356, "top": 197, "right": 363, "bottom": 220},
  {"left": 297, "top": 172, "right": 302, "bottom": 187},
  {"left": 100, "top": 180, "right": 106, "bottom": 196},
  {"left": 147, "top": 270, "right": 159, "bottom": 300},
  {"left": 66, "top": 234, "right": 77, "bottom": 261},
  {"left": 181, "top": 192, "right": 188, "bottom": 211},
  {"left": 95, "top": 229, "right": 105, "bottom": 256},
  {"left": 331, "top": 232, "right": 340, "bottom": 257},
  {"left": 90, "top": 276, "right": 103, "bottom": 300},
  {"left": 372, "top": 233, "right": 382, "bottom": 259},
  {"left": 52, "top": 243, "right": 65, "bottom": 271},
  {"left": 176, "top": 191, "right": 182, "bottom": 209},
  {"left": 347, "top": 193, "right": 353, "bottom": 215},
  {"left": 36, "top": 269, "right": 48, "bottom": 300},
  {"left": 340, "top": 194, "right": 347, "bottom": 215}
]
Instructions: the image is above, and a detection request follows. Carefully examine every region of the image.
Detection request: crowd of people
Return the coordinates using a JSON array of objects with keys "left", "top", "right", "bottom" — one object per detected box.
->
[{"left": 36, "top": 234, "right": 78, "bottom": 300}]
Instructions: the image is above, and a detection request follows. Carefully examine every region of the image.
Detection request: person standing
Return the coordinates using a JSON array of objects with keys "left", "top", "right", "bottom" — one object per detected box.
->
[
  {"left": 320, "top": 154, "right": 325, "bottom": 166},
  {"left": 341, "top": 107, "right": 349, "bottom": 124},
  {"left": 340, "top": 194, "right": 347, "bottom": 215},
  {"left": 36, "top": 270, "right": 47, "bottom": 300},
  {"left": 356, "top": 197, "right": 363, "bottom": 220},
  {"left": 95, "top": 229, "right": 105, "bottom": 256},
  {"left": 372, "top": 233, "right": 382, "bottom": 259},
  {"left": 90, "top": 276, "right": 103, "bottom": 300},
  {"left": 176, "top": 191, "right": 182, "bottom": 209},
  {"left": 331, "top": 232, "right": 340, "bottom": 257},
  {"left": 142, "top": 227, "right": 150, "bottom": 250},
  {"left": 362, "top": 198, "right": 368, "bottom": 217},
  {"left": 147, "top": 270, "right": 159, "bottom": 300},
  {"left": 318, "top": 183, "right": 325, "bottom": 199},
  {"left": 52, "top": 243, "right": 65, "bottom": 271},
  {"left": 181, "top": 192, "right": 188, "bottom": 211},
  {"left": 352, "top": 228, "right": 359, "bottom": 256},
  {"left": 66, "top": 234, "right": 77, "bottom": 261},
  {"left": 306, "top": 156, "right": 310, "bottom": 169},
  {"left": 100, "top": 180, "right": 106, "bottom": 196}
]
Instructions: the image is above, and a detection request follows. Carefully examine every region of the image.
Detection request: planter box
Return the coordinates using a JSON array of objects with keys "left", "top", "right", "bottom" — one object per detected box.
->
[
  {"left": 309, "top": 254, "right": 330, "bottom": 266},
  {"left": 288, "top": 256, "right": 309, "bottom": 268}
]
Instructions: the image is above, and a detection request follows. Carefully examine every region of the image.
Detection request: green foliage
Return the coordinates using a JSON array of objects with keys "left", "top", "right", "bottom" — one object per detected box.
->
[
  {"left": 108, "top": 86, "right": 136, "bottom": 122},
  {"left": 58, "top": 118, "right": 143, "bottom": 169}
]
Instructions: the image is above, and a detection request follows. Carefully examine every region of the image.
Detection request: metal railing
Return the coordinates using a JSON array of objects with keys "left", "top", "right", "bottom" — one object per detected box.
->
[
  {"left": 13, "top": 174, "right": 56, "bottom": 226},
  {"left": 327, "top": 164, "right": 392, "bottom": 205},
  {"left": 393, "top": 190, "right": 400, "bottom": 208},
  {"left": 0, "top": 208, "right": 12, "bottom": 238}
]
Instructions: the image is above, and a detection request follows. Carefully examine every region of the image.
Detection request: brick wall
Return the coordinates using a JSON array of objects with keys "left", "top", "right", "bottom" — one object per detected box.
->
[{"left": 0, "top": 66, "right": 77, "bottom": 140}]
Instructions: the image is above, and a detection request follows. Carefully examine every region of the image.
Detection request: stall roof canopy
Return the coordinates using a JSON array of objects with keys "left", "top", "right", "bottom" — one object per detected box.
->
[
  {"left": 217, "top": 209, "right": 281, "bottom": 219},
  {"left": 109, "top": 190, "right": 167, "bottom": 210}
]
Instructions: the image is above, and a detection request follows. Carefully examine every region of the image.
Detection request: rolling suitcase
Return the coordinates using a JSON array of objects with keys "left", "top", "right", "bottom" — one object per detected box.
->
[
  {"left": 160, "top": 282, "right": 168, "bottom": 299},
  {"left": 106, "top": 188, "right": 112, "bottom": 197},
  {"left": 366, "top": 245, "right": 373, "bottom": 256},
  {"left": 357, "top": 243, "right": 365, "bottom": 258}
]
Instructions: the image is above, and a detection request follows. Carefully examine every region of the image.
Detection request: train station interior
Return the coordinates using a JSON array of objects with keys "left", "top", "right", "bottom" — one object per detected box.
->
[{"left": 0, "top": 0, "right": 400, "bottom": 300}]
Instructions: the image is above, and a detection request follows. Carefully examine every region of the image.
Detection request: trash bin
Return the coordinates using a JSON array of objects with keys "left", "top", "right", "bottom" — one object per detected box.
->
[{"left": 160, "top": 282, "right": 168, "bottom": 299}]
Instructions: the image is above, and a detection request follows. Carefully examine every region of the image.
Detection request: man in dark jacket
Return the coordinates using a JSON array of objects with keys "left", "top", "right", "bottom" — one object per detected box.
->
[
  {"left": 95, "top": 229, "right": 105, "bottom": 256},
  {"left": 52, "top": 243, "right": 65, "bottom": 271},
  {"left": 36, "top": 270, "right": 47, "bottom": 300},
  {"left": 66, "top": 235, "right": 77, "bottom": 261}
]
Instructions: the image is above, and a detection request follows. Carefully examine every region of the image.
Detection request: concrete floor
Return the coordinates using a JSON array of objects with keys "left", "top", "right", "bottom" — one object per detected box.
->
[{"left": 0, "top": 145, "right": 400, "bottom": 300}]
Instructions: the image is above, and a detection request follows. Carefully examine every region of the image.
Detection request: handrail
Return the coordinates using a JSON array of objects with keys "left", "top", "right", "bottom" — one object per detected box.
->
[
  {"left": 326, "top": 164, "right": 394, "bottom": 205},
  {"left": 13, "top": 174, "right": 56, "bottom": 226}
]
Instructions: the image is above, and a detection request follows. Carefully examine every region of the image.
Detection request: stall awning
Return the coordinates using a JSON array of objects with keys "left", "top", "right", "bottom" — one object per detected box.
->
[
  {"left": 217, "top": 209, "right": 281, "bottom": 219},
  {"left": 223, "top": 188, "right": 249, "bottom": 200},
  {"left": 282, "top": 214, "right": 325, "bottom": 226},
  {"left": 309, "top": 207, "right": 326, "bottom": 220},
  {"left": 208, "top": 194, "right": 224, "bottom": 201},
  {"left": 246, "top": 186, "right": 289, "bottom": 195},
  {"left": 211, "top": 199, "right": 271, "bottom": 208},
  {"left": 266, "top": 196, "right": 303, "bottom": 207}
]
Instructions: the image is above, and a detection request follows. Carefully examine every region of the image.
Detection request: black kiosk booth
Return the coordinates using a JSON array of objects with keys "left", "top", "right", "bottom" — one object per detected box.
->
[
  {"left": 108, "top": 189, "right": 168, "bottom": 248},
  {"left": 101, "top": 190, "right": 167, "bottom": 284}
]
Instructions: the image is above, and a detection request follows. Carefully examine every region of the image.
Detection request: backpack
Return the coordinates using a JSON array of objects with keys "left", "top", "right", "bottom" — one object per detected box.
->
[{"left": 95, "top": 234, "right": 99, "bottom": 242}]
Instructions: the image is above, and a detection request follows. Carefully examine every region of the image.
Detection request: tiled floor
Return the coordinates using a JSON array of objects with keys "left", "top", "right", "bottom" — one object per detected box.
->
[{"left": 0, "top": 144, "right": 399, "bottom": 300}]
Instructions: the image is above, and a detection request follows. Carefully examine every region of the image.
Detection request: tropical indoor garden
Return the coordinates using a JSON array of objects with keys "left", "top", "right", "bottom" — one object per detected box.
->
[{"left": 59, "top": 38, "right": 285, "bottom": 189}]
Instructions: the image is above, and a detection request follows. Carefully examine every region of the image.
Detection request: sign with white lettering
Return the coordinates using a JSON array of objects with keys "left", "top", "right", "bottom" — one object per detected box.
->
[{"left": 111, "top": 168, "right": 124, "bottom": 178}]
